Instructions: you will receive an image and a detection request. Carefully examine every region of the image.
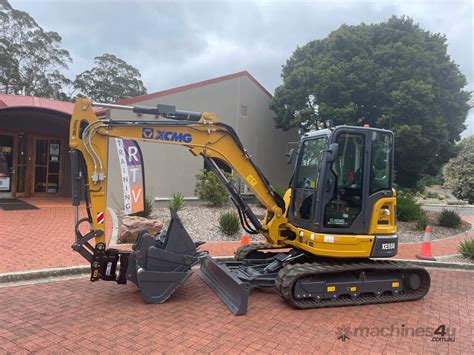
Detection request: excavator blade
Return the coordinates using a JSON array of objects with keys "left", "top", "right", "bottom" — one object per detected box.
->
[
  {"left": 199, "top": 255, "right": 250, "bottom": 316},
  {"left": 126, "top": 213, "right": 206, "bottom": 304}
]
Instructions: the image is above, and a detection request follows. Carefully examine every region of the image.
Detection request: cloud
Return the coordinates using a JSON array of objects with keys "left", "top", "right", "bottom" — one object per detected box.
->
[{"left": 9, "top": 0, "right": 474, "bottom": 136}]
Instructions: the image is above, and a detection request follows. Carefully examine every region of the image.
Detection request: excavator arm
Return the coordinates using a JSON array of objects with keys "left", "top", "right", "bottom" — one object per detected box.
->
[{"left": 69, "top": 98, "right": 293, "bottom": 311}]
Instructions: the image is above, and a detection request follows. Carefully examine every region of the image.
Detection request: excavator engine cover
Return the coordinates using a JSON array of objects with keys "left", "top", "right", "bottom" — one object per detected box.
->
[{"left": 126, "top": 213, "right": 206, "bottom": 303}]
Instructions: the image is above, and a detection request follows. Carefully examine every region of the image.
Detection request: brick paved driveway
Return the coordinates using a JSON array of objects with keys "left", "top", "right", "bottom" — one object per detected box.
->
[
  {"left": 0, "top": 199, "right": 111, "bottom": 273},
  {"left": 0, "top": 269, "right": 472, "bottom": 353}
]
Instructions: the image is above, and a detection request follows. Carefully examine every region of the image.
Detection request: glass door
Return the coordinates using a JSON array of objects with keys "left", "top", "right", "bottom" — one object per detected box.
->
[
  {"left": 33, "top": 138, "right": 61, "bottom": 195},
  {"left": 15, "top": 133, "right": 28, "bottom": 197},
  {"left": 0, "top": 134, "right": 14, "bottom": 197}
]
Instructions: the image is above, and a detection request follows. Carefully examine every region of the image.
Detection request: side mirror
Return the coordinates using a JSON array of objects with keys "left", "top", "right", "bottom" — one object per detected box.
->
[
  {"left": 326, "top": 143, "right": 338, "bottom": 163},
  {"left": 286, "top": 148, "right": 295, "bottom": 165}
]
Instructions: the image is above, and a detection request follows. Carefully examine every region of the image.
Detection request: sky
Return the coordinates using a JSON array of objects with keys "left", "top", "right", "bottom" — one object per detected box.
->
[{"left": 9, "top": 0, "right": 474, "bottom": 136}]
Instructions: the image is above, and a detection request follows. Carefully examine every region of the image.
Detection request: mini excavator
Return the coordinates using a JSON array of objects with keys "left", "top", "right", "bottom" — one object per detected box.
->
[{"left": 69, "top": 98, "right": 430, "bottom": 315}]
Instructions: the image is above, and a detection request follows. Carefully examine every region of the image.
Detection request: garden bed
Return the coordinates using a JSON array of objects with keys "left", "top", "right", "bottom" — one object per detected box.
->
[
  {"left": 397, "top": 211, "right": 471, "bottom": 243},
  {"left": 436, "top": 253, "right": 474, "bottom": 265},
  {"left": 116, "top": 204, "right": 267, "bottom": 243},
  {"left": 116, "top": 206, "right": 471, "bottom": 244}
]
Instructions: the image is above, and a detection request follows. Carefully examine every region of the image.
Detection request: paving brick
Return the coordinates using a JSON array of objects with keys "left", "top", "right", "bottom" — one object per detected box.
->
[
  {"left": 0, "top": 269, "right": 472, "bottom": 353},
  {"left": 0, "top": 198, "right": 111, "bottom": 273}
]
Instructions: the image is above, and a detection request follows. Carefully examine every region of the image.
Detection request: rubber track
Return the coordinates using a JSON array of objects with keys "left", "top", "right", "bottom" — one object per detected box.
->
[
  {"left": 274, "top": 260, "right": 431, "bottom": 309},
  {"left": 234, "top": 242, "right": 281, "bottom": 261}
]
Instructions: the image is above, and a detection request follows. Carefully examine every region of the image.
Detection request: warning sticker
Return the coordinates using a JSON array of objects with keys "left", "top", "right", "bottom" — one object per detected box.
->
[
  {"left": 97, "top": 211, "right": 105, "bottom": 224},
  {"left": 246, "top": 174, "right": 257, "bottom": 187}
]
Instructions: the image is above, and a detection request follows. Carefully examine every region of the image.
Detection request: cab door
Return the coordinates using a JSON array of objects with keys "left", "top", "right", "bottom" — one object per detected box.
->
[
  {"left": 288, "top": 135, "right": 328, "bottom": 231},
  {"left": 318, "top": 127, "right": 394, "bottom": 235},
  {"left": 318, "top": 128, "right": 370, "bottom": 234}
]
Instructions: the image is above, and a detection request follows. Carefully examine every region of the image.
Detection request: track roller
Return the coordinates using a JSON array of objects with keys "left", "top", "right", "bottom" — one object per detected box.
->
[{"left": 275, "top": 260, "right": 431, "bottom": 309}]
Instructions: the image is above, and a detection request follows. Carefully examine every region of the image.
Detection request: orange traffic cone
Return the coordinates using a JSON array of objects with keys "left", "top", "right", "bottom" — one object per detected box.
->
[
  {"left": 416, "top": 226, "right": 436, "bottom": 261},
  {"left": 240, "top": 234, "right": 250, "bottom": 245}
]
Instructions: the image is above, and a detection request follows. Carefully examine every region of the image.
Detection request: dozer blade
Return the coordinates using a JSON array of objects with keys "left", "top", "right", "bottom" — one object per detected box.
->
[
  {"left": 199, "top": 255, "right": 250, "bottom": 316},
  {"left": 126, "top": 212, "right": 206, "bottom": 304}
]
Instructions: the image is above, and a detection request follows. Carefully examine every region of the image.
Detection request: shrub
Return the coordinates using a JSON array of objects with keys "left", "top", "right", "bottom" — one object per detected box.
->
[
  {"left": 443, "top": 136, "right": 474, "bottom": 203},
  {"left": 218, "top": 211, "right": 241, "bottom": 236},
  {"left": 195, "top": 169, "right": 235, "bottom": 207},
  {"left": 169, "top": 192, "right": 185, "bottom": 213},
  {"left": 438, "top": 209, "right": 461, "bottom": 228},
  {"left": 132, "top": 194, "right": 154, "bottom": 218},
  {"left": 425, "top": 191, "right": 439, "bottom": 199},
  {"left": 396, "top": 191, "right": 421, "bottom": 222},
  {"left": 415, "top": 210, "right": 428, "bottom": 231},
  {"left": 458, "top": 239, "right": 474, "bottom": 260},
  {"left": 418, "top": 174, "right": 444, "bottom": 188}
]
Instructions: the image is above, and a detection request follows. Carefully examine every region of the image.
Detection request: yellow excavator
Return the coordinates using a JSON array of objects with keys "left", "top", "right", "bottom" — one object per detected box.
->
[{"left": 69, "top": 98, "right": 430, "bottom": 315}]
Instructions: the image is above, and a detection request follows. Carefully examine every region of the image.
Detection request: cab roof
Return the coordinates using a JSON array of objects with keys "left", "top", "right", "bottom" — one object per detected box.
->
[{"left": 303, "top": 125, "right": 392, "bottom": 139}]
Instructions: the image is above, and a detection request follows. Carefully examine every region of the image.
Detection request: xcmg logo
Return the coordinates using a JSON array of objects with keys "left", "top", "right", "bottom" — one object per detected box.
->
[{"left": 142, "top": 128, "right": 193, "bottom": 143}]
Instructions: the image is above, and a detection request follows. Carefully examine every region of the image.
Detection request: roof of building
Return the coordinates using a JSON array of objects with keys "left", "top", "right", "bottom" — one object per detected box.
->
[
  {"left": 0, "top": 94, "right": 75, "bottom": 115},
  {"left": 0, "top": 94, "right": 104, "bottom": 116},
  {"left": 116, "top": 70, "right": 273, "bottom": 105}
]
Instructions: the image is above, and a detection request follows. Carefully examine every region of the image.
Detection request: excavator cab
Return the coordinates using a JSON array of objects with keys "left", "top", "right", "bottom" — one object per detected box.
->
[{"left": 289, "top": 126, "right": 395, "bottom": 236}]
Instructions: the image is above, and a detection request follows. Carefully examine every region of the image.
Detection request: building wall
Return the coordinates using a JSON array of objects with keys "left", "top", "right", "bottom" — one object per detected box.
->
[{"left": 106, "top": 76, "right": 298, "bottom": 209}]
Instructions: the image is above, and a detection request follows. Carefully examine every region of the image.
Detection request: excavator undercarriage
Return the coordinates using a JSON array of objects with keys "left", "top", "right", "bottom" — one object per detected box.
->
[
  {"left": 201, "top": 243, "right": 430, "bottom": 315},
  {"left": 100, "top": 213, "right": 430, "bottom": 315}
]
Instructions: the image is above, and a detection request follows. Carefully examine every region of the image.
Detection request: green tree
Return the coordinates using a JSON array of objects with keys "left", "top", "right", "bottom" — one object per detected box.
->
[
  {"left": 0, "top": 0, "right": 72, "bottom": 99},
  {"left": 73, "top": 54, "right": 147, "bottom": 102},
  {"left": 443, "top": 136, "right": 474, "bottom": 203},
  {"left": 271, "top": 16, "right": 471, "bottom": 187}
]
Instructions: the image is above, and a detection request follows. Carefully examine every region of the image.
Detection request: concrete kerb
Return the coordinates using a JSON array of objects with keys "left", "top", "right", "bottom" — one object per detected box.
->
[
  {"left": 371, "top": 258, "right": 474, "bottom": 271},
  {"left": 1, "top": 255, "right": 472, "bottom": 287},
  {"left": 0, "top": 265, "right": 90, "bottom": 285},
  {"left": 421, "top": 203, "right": 473, "bottom": 208}
]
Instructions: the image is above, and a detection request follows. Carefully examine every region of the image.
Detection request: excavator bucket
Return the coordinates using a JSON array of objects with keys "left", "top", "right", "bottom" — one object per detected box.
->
[
  {"left": 126, "top": 212, "right": 206, "bottom": 303},
  {"left": 199, "top": 256, "right": 251, "bottom": 315}
]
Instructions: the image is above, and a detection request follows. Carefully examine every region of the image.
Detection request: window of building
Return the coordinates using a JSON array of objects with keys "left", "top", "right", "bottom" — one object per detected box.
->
[{"left": 240, "top": 105, "right": 248, "bottom": 118}]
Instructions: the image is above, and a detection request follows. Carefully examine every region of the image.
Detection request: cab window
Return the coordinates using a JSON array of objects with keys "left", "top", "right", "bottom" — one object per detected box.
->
[
  {"left": 370, "top": 132, "right": 392, "bottom": 194},
  {"left": 324, "top": 133, "right": 365, "bottom": 228},
  {"left": 292, "top": 138, "right": 326, "bottom": 220}
]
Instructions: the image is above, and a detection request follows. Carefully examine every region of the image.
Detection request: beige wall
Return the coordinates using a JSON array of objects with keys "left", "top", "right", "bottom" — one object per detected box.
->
[{"left": 106, "top": 76, "right": 298, "bottom": 209}]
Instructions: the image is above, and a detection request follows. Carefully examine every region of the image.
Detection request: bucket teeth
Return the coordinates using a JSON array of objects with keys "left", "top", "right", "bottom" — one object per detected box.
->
[{"left": 126, "top": 215, "right": 205, "bottom": 304}]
